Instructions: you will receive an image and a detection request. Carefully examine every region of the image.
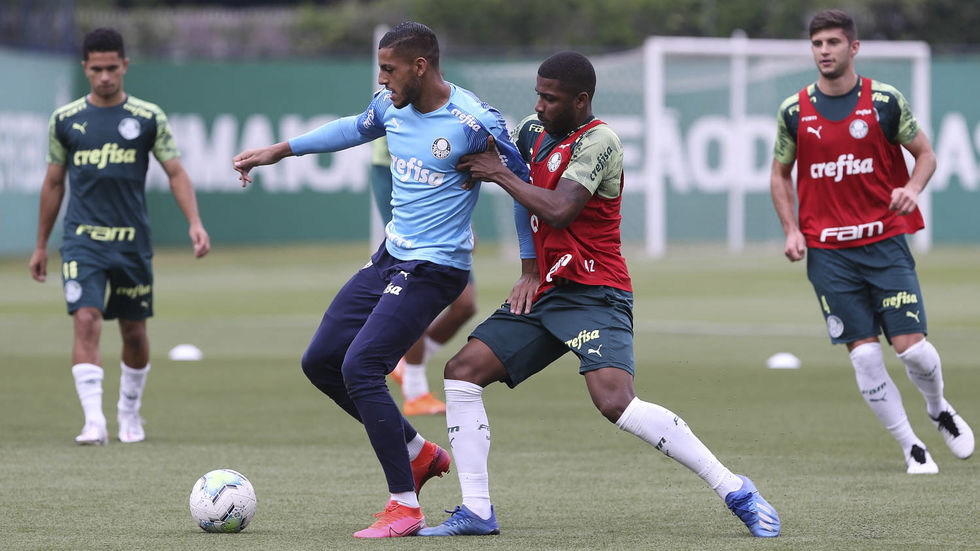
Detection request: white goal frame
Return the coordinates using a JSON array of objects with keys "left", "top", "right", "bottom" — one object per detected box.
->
[{"left": 643, "top": 35, "right": 932, "bottom": 258}]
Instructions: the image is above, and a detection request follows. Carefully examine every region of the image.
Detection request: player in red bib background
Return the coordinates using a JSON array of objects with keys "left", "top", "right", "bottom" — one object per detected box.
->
[{"left": 770, "top": 10, "right": 974, "bottom": 473}]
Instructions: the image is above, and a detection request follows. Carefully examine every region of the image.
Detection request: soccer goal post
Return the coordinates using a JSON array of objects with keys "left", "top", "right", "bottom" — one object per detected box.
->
[{"left": 643, "top": 34, "right": 932, "bottom": 258}]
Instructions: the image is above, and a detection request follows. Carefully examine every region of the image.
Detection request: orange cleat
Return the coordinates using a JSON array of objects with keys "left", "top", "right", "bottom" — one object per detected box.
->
[
  {"left": 353, "top": 500, "right": 425, "bottom": 538},
  {"left": 390, "top": 358, "right": 405, "bottom": 386},
  {"left": 412, "top": 440, "right": 451, "bottom": 494},
  {"left": 403, "top": 392, "right": 446, "bottom": 416}
]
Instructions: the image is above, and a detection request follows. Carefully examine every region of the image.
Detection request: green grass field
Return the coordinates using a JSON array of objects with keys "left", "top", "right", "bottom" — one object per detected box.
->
[{"left": 1, "top": 243, "right": 978, "bottom": 550}]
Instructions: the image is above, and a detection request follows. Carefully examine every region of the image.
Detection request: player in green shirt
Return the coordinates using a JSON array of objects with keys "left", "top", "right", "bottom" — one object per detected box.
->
[{"left": 29, "top": 28, "right": 210, "bottom": 445}]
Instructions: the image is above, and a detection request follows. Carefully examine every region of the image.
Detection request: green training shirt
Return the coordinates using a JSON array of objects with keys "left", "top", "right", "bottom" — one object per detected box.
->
[{"left": 47, "top": 95, "right": 179, "bottom": 253}]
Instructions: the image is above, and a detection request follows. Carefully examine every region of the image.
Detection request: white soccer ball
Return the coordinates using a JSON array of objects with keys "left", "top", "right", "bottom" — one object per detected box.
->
[{"left": 188, "top": 469, "right": 257, "bottom": 533}]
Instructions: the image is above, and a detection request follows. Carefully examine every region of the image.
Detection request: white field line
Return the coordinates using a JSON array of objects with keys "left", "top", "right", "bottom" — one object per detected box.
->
[{"left": 634, "top": 319, "right": 978, "bottom": 339}]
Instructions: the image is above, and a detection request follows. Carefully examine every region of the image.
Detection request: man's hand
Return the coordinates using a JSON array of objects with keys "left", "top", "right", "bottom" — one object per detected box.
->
[
  {"left": 189, "top": 223, "right": 210, "bottom": 258},
  {"left": 29, "top": 248, "right": 47, "bottom": 282},
  {"left": 784, "top": 229, "right": 806, "bottom": 262},
  {"left": 233, "top": 142, "right": 292, "bottom": 188},
  {"left": 889, "top": 186, "right": 920, "bottom": 215},
  {"left": 507, "top": 258, "right": 540, "bottom": 314},
  {"left": 508, "top": 273, "right": 539, "bottom": 315},
  {"left": 457, "top": 134, "right": 505, "bottom": 187},
  {"left": 232, "top": 148, "right": 264, "bottom": 187}
]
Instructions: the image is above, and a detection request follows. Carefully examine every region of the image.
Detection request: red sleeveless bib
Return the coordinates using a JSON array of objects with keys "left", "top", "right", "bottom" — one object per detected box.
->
[
  {"left": 795, "top": 77, "right": 923, "bottom": 248},
  {"left": 528, "top": 119, "right": 631, "bottom": 300}
]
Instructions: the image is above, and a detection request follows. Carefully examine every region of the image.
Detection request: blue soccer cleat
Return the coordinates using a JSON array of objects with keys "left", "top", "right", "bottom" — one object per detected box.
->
[
  {"left": 725, "top": 475, "right": 781, "bottom": 537},
  {"left": 416, "top": 505, "right": 499, "bottom": 536}
]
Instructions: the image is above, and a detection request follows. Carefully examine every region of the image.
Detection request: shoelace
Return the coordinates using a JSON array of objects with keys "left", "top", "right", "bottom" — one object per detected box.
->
[
  {"left": 440, "top": 506, "right": 465, "bottom": 525},
  {"left": 910, "top": 444, "right": 928, "bottom": 464},
  {"left": 727, "top": 492, "right": 756, "bottom": 519},
  {"left": 370, "top": 502, "right": 404, "bottom": 524},
  {"left": 933, "top": 411, "right": 961, "bottom": 437}
]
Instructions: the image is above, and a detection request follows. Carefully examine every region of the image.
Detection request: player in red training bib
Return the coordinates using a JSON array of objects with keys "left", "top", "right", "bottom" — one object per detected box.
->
[
  {"left": 418, "top": 51, "right": 780, "bottom": 539},
  {"left": 770, "top": 9, "right": 974, "bottom": 474}
]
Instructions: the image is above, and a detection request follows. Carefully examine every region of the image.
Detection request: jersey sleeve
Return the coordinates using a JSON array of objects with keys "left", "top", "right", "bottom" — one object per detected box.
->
[
  {"left": 152, "top": 108, "right": 180, "bottom": 163},
  {"left": 872, "top": 81, "right": 919, "bottom": 145},
  {"left": 46, "top": 112, "right": 67, "bottom": 165},
  {"left": 474, "top": 107, "right": 530, "bottom": 183},
  {"left": 512, "top": 114, "right": 542, "bottom": 164},
  {"left": 513, "top": 200, "right": 535, "bottom": 259},
  {"left": 502, "top": 116, "right": 538, "bottom": 259},
  {"left": 773, "top": 93, "right": 799, "bottom": 166},
  {"left": 563, "top": 124, "right": 623, "bottom": 199},
  {"left": 289, "top": 90, "right": 389, "bottom": 155}
]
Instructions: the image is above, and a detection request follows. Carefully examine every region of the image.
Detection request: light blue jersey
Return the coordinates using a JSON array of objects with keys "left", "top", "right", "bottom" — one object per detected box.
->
[{"left": 290, "top": 83, "right": 529, "bottom": 270}]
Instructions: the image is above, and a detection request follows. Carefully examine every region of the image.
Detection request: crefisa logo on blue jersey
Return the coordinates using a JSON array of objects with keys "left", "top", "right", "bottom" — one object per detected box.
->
[
  {"left": 450, "top": 108, "right": 482, "bottom": 132},
  {"left": 391, "top": 154, "right": 446, "bottom": 186},
  {"left": 431, "top": 137, "right": 451, "bottom": 159}
]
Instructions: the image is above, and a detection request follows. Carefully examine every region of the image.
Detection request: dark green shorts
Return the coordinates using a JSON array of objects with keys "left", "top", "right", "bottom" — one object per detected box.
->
[
  {"left": 469, "top": 283, "right": 634, "bottom": 388},
  {"left": 806, "top": 235, "right": 926, "bottom": 345},
  {"left": 59, "top": 243, "right": 153, "bottom": 320}
]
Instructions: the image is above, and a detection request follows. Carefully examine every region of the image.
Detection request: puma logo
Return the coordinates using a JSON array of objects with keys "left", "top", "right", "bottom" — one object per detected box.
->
[
  {"left": 906, "top": 310, "right": 921, "bottom": 323},
  {"left": 587, "top": 344, "right": 603, "bottom": 357},
  {"left": 72, "top": 122, "right": 88, "bottom": 135},
  {"left": 807, "top": 126, "right": 822, "bottom": 139}
]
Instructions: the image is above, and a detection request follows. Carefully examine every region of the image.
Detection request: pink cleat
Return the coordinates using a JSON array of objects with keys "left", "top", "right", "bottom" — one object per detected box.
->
[{"left": 353, "top": 500, "right": 425, "bottom": 538}]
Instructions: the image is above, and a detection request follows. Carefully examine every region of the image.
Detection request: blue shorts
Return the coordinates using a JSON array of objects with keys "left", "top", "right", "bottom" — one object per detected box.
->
[
  {"left": 305, "top": 242, "right": 470, "bottom": 380},
  {"left": 470, "top": 283, "right": 635, "bottom": 388},
  {"left": 807, "top": 235, "right": 926, "bottom": 344},
  {"left": 59, "top": 243, "right": 153, "bottom": 320}
]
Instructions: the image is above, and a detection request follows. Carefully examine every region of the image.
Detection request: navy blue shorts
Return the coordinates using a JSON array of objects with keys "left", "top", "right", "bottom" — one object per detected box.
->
[
  {"left": 306, "top": 242, "right": 470, "bottom": 380},
  {"left": 470, "top": 283, "right": 635, "bottom": 388},
  {"left": 807, "top": 235, "right": 927, "bottom": 344},
  {"left": 59, "top": 243, "right": 153, "bottom": 320}
]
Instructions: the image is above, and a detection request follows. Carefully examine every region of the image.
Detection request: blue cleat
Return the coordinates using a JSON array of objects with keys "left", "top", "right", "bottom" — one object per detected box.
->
[
  {"left": 416, "top": 505, "right": 499, "bottom": 536},
  {"left": 725, "top": 475, "right": 781, "bottom": 537}
]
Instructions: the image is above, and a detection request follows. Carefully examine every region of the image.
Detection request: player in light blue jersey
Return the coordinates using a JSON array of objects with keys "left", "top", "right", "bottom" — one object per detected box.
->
[{"left": 232, "top": 21, "right": 529, "bottom": 538}]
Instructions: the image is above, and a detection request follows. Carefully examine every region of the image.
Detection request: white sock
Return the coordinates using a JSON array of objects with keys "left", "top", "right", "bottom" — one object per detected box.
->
[
  {"left": 391, "top": 491, "right": 419, "bottom": 509},
  {"left": 72, "top": 363, "right": 106, "bottom": 427},
  {"left": 615, "top": 397, "right": 741, "bottom": 499},
  {"left": 444, "top": 379, "right": 493, "bottom": 519},
  {"left": 422, "top": 336, "right": 444, "bottom": 364},
  {"left": 850, "top": 342, "right": 920, "bottom": 451},
  {"left": 401, "top": 362, "right": 429, "bottom": 400},
  {"left": 897, "top": 339, "right": 947, "bottom": 418},
  {"left": 407, "top": 433, "right": 425, "bottom": 461},
  {"left": 118, "top": 362, "right": 150, "bottom": 414}
]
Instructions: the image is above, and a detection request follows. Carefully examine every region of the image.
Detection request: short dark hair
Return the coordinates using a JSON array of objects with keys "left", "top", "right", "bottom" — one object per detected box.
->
[
  {"left": 379, "top": 21, "right": 440, "bottom": 68},
  {"left": 809, "top": 9, "right": 857, "bottom": 42},
  {"left": 537, "top": 51, "right": 596, "bottom": 100},
  {"left": 83, "top": 27, "right": 125, "bottom": 60}
]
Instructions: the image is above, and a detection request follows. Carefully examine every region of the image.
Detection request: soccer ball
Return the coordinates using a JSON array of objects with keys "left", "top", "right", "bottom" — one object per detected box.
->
[{"left": 188, "top": 469, "right": 257, "bottom": 533}]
